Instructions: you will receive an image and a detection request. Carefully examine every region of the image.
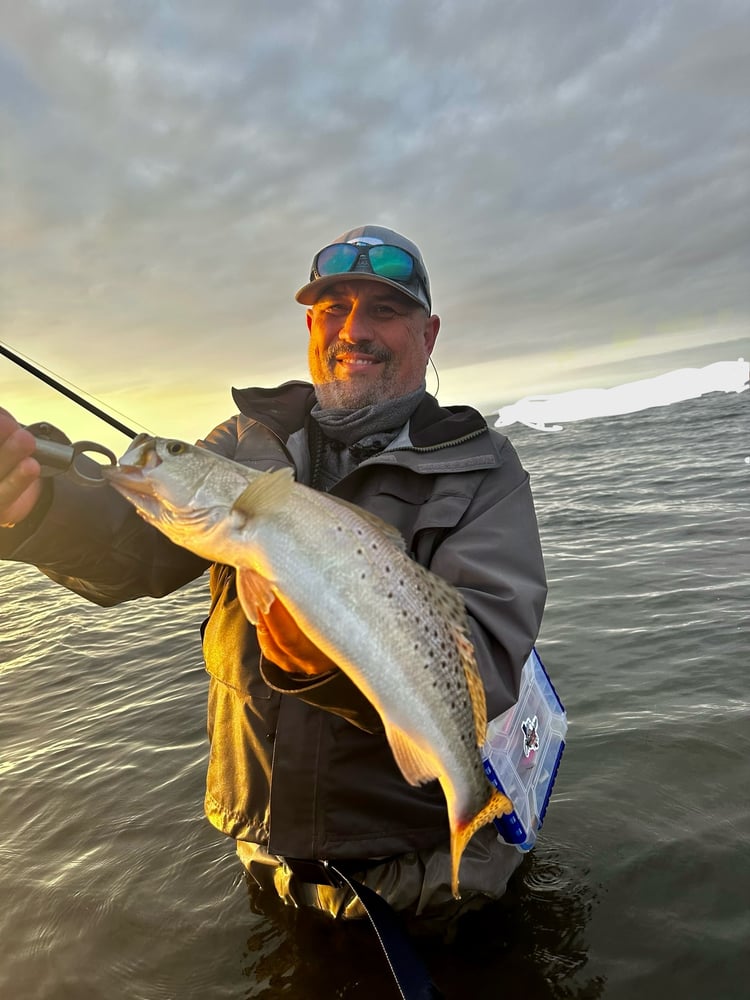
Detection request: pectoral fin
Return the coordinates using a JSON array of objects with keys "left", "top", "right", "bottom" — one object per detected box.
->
[
  {"left": 231, "top": 467, "right": 295, "bottom": 520},
  {"left": 236, "top": 568, "right": 276, "bottom": 624}
]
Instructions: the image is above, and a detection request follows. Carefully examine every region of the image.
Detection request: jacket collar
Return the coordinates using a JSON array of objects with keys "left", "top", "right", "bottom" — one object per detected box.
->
[
  {"left": 408, "top": 392, "right": 489, "bottom": 447},
  {"left": 232, "top": 381, "right": 316, "bottom": 442},
  {"left": 232, "top": 380, "right": 489, "bottom": 449}
]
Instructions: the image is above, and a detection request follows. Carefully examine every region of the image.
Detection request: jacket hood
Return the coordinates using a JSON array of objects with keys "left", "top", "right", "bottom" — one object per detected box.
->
[{"left": 231, "top": 381, "right": 489, "bottom": 448}]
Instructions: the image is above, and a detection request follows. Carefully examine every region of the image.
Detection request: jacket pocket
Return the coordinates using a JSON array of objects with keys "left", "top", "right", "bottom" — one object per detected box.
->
[{"left": 361, "top": 471, "right": 478, "bottom": 565}]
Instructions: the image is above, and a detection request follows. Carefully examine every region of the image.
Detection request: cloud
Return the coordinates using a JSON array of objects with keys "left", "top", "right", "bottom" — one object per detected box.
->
[{"left": 1, "top": 0, "right": 748, "bottom": 433}]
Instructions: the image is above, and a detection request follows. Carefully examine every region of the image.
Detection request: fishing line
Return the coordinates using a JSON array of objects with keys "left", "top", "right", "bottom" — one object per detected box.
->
[{"left": 0, "top": 341, "right": 149, "bottom": 440}]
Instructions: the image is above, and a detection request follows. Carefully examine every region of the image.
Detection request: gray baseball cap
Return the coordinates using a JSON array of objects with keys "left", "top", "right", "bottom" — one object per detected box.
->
[{"left": 295, "top": 225, "right": 432, "bottom": 312}]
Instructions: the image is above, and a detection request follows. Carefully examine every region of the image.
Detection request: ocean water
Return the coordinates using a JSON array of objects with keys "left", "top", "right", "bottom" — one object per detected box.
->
[{"left": 1, "top": 391, "right": 748, "bottom": 1000}]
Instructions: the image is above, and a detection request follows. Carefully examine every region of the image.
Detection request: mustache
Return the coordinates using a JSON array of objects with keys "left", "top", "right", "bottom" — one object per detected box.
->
[{"left": 325, "top": 340, "right": 392, "bottom": 365}]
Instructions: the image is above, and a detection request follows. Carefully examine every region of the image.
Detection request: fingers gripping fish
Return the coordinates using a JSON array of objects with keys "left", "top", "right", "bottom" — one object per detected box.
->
[{"left": 104, "top": 436, "right": 513, "bottom": 897}]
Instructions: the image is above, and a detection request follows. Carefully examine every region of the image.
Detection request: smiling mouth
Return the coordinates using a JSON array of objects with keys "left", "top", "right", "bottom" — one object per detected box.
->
[
  {"left": 336, "top": 356, "right": 380, "bottom": 366},
  {"left": 333, "top": 346, "right": 390, "bottom": 369}
]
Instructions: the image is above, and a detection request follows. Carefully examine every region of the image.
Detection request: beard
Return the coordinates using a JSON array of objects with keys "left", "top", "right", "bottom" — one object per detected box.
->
[{"left": 311, "top": 341, "right": 395, "bottom": 410}]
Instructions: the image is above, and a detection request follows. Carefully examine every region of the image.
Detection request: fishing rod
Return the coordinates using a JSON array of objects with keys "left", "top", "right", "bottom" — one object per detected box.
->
[{"left": 0, "top": 342, "right": 138, "bottom": 440}]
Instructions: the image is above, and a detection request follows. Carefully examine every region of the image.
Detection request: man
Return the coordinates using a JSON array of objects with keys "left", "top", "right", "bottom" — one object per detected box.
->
[{"left": 0, "top": 225, "right": 547, "bottom": 921}]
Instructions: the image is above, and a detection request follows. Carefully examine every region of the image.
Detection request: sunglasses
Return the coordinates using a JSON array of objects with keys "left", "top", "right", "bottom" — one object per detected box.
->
[{"left": 311, "top": 242, "right": 425, "bottom": 288}]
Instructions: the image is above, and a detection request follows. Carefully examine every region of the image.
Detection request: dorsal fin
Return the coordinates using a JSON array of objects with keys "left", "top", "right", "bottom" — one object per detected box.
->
[
  {"left": 323, "top": 494, "right": 407, "bottom": 551},
  {"left": 417, "top": 565, "right": 488, "bottom": 745},
  {"left": 422, "top": 567, "right": 487, "bottom": 746},
  {"left": 452, "top": 621, "right": 487, "bottom": 745},
  {"left": 231, "top": 467, "right": 295, "bottom": 519}
]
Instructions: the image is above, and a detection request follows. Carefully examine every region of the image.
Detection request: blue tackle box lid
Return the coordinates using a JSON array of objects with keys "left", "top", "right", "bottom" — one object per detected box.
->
[{"left": 481, "top": 648, "right": 567, "bottom": 851}]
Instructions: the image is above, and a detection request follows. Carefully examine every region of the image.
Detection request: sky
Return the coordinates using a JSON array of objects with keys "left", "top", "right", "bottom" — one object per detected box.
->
[{"left": 1, "top": 0, "right": 748, "bottom": 454}]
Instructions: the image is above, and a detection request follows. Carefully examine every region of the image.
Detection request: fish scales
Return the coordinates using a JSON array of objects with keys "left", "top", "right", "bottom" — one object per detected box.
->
[
  {"left": 233, "top": 479, "right": 481, "bottom": 773},
  {"left": 104, "top": 436, "right": 513, "bottom": 896}
]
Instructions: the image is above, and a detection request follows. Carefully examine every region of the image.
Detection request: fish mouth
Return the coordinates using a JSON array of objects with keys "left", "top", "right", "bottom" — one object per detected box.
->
[
  {"left": 101, "top": 460, "right": 167, "bottom": 527},
  {"left": 102, "top": 437, "right": 163, "bottom": 496},
  {"left": 102, "top": 462, "right": 150, "bottom": 492}
]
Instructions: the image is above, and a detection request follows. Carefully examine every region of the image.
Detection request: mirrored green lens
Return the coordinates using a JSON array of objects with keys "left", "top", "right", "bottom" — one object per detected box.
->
[
  {"left": 367, "top": 245, "right": 414, "bottom": 281},
  {"left": 316, "top": 244, "right": 360, "bottom": 276}
]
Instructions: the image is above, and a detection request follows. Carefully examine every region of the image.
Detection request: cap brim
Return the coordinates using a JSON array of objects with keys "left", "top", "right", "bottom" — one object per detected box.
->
[{"left": 295, "top": 272, "right": 430, "bottom": 312}]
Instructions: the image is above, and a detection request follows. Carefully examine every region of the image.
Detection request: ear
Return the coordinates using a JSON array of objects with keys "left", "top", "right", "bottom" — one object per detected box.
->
[
  {"left": 424, "top": 314, "right": 440, "bottom": 355},
  {"left": 306, "top": 309, "right": 313, "bottom": 334}
]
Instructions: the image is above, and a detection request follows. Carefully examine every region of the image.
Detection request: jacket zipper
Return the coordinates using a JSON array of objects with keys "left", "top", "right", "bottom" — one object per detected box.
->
[{"left": 381, "top": 425, "right": 489, "bottom": 456}]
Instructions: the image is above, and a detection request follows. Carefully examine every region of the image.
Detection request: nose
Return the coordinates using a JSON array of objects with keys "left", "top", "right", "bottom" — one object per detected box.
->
[{"left": 338, "top": 299, "right": 370, "bottom": 343}]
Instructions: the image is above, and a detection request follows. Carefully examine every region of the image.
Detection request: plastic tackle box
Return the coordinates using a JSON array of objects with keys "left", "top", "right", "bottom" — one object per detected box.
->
[{"left": 482, "top": 648, "right": 567, "bottom": 851}]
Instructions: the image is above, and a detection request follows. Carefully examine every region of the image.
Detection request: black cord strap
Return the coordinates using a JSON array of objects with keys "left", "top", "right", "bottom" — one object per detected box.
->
[
  {"left": 327, "top": 866, "right": 445, "bottom": 1000},
  {"left": 284, "top": 857, "right": 444, "bottom": 1000}
]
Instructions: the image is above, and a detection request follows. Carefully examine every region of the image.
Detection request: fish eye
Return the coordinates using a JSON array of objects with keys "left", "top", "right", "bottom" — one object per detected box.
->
[{"left": 166, "top": 441, "right": 185, "bottom": 455}]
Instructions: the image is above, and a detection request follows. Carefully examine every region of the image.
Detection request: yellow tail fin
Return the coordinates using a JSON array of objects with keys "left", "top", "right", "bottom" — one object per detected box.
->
[{"left": 451, "top": 789, "right": 514, "bottom": 899}]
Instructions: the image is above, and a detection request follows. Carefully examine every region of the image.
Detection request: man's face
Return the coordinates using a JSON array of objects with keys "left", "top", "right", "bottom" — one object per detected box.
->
[{"left": 307, "top": 281, "right": 440, "bottom": 409}]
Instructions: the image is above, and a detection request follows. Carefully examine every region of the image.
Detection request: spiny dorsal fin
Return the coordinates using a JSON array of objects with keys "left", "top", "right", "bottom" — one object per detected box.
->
[
  {"left": 384, "top": 723, "right": 440, "bottom": 786},
  {"left": 323, "top": 494, "right": 407, "bottom": 551},
  {"left": 231, "top": 467, "right": 295, "bottom": 519}
]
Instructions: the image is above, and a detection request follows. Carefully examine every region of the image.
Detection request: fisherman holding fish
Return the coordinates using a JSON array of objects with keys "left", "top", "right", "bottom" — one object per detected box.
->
[{"left": 0, "top": 226, "right": 547, "bottom": 927}]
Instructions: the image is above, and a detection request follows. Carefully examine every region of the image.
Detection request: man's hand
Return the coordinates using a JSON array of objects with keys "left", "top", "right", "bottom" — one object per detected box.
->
[
  {"left": 256, "top": 597, "right": 339, "bottom": 677},
  {"left": 0, "top": 408, "right": 42, "bottom": 527}
]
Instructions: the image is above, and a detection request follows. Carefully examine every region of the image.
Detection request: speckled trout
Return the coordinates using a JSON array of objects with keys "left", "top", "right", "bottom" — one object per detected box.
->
[{"left": 104, "top": 435, "right": 512, "bottom": 897}]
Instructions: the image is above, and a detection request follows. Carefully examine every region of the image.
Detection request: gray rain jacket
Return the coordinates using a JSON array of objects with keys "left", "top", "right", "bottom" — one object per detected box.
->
[{"left": 1, "top": 382, "right": 547, "bottom": 864}]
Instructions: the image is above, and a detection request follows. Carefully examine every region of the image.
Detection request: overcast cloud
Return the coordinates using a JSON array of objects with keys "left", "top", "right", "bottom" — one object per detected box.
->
[{"left": 1, "top": 0, "right": 748, "bottom": 444}]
